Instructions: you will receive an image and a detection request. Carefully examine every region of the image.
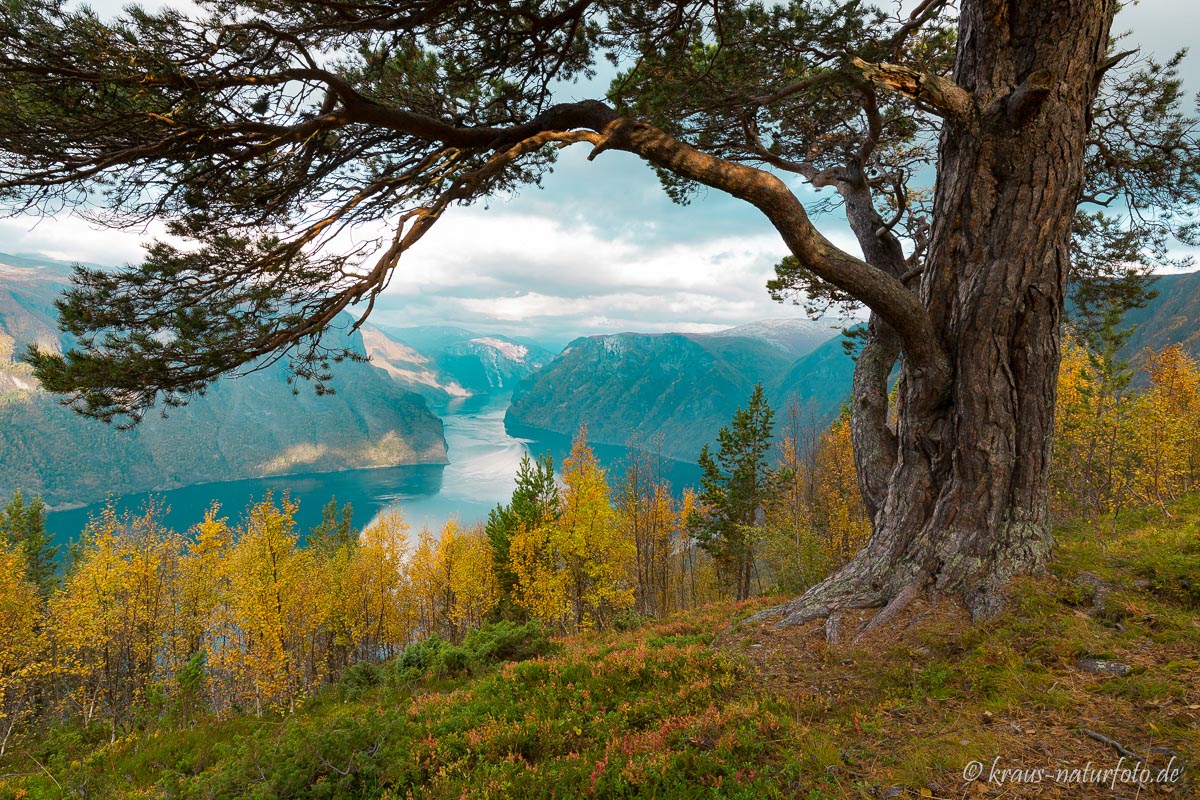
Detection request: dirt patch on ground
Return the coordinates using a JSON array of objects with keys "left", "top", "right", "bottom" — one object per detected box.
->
[{"left": 717, "top": 590, "right": 1197, "bottom": 799}]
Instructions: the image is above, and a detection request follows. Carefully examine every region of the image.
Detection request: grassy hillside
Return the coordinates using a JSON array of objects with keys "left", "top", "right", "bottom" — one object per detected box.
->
[{"left": 3, "top": 501, "right": 1197, "bottom": 799}]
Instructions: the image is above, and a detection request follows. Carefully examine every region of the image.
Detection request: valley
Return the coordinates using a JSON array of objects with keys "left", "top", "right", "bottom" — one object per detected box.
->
[{"left": 6, "top": 247, "right": 1200, "bottom": 554}]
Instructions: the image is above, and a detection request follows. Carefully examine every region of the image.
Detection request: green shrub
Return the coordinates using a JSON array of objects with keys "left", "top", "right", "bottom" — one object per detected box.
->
[
  {"left": 647, "top": 633, "right": 711, "bottom": 648},
  {"left": 612, "top": 610, "right": 649, "bottom": 632},
  {"left": 340, "top": 659, "right": 384, "bottom": 694},
  {"left": 1127, "top": 526, "right": 1200, "bottom": 609},
  {"left": 460, "top": 620, "right": 558, "bottom": 668},
  {"left": 392, "top": 634, "right": 446, "bottom": 682},
  {"left": 434, "top": 645, "right": 471, "bottom": 676}
]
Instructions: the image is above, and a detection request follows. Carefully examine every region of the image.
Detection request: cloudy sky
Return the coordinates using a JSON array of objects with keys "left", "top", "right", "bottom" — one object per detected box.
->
[{"left": 1, "top": 1, "right": 1196, "bottom": 349}]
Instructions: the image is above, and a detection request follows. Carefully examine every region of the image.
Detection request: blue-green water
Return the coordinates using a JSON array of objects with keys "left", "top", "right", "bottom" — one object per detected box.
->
[{"left": 43, "top": 394, "right": 702, "bottom": 550}]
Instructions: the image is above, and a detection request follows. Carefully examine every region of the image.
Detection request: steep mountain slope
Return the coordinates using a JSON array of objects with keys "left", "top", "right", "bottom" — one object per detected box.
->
[
  {"left": 504, "top": 269, "right": 1200, "bottom": 463},
  {"left": 366, "top": 324, "right": 554, "bottom": 402},
  {"left": 359, "top": 325, "right": 472, "bottom": 401},
  {"left": 505, "top": 321, "right": 832, "bottom": 460},
  {"left": 0, "top": 253, "right": 448, "bottom": 508},
  {"left": 773, "top": 331, "right": 859, "bottom": 417},
  {"left": 1119, "top": 271, "right": 1200, "bottom": 359}
]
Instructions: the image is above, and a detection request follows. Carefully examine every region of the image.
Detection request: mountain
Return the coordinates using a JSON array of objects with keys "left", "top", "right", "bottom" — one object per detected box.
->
[
  {"left": 359, "top": 325, "right": 473, "bottom": 401},
  {"left": 773, "top": 332, "right": 859, "bottom": 418},
  {"left": 705, "top": 318, "right": 838, "bottom": 359},
  {"left": 1119, "top": 271, "right": 1200, "bottom": 359},
  {"left": 505, "top": 319, "right": 844, "bottom": 461},
  {"left": 0, "top": 253, "right": 448, "bottom": 508},
  {"left": 505, "top": 269, "right": 1200, "bottom": 465},
  {"left": 363, "top": 324, "right": 555, "bottom": 402}
]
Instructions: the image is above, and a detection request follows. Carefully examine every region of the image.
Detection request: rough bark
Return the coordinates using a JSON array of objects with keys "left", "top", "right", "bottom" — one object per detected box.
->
[
  {"left": 757, "top": 0, "right": 1115, "bottom": 628},
  {"left": 849, "top": 316, "right": 901, "bottom": 522},
  {"left": 839, "top": 172, "right": 906, "bottom": 523}
]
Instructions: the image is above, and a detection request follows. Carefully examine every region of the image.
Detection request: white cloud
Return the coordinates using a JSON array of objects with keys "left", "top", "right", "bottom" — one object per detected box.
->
[
  {"left": 0, "top": 214, "right": 168, "bottom": 266},
  {"left": 2, "top": 1, "right": 1194, "bottom": 350},
  {"left": 362, "top": 203, "right": 832, "bottom": 344}
]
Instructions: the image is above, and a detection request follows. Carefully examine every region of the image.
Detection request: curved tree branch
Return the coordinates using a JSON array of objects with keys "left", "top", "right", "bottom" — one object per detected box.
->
[{"left": 577, "top": 113, "right": 949, "bottom": 393}]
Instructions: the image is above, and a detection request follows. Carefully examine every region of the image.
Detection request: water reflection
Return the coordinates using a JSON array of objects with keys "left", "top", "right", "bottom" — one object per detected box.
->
[{"left": 44, "top": 393, "right": 702, "bottom": 550}]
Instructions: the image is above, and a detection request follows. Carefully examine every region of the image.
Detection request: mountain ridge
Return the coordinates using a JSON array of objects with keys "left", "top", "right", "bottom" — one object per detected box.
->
[
  {"left": 0, "top": 252, "right": 449, "bottom": 508},
  {"left": 505, "top": 319, "right": 846, "bottom": 460},
  {"left": 505, "top": 272, "right": 1200, "bottom": 462},
  {"left": 364, "top": 324, "right": 554, "bottom": 402}
]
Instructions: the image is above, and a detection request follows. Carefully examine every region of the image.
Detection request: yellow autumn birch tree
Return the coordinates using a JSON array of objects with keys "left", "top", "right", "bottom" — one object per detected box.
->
[
  {"left": 1052, "top": 333, "right": 1138, "bottom": 523},
  {"left": 443, "top": 522, "right": 499, "bottom": 634},
  {"left": 49, "top": 504, "right": 181, "bottom": 735},
  {"left": 225, "top": 495, "right": 321, "bottom": 715},
  {"left": 348, "top": 510, "right": 413, "bottom": 659},
  {"left": 407, "top": 524, "right": 449, "bottom": 640},
  {"left": 1131, "top": 345, "right": 1200, "bottom": 511},
  {"left": 616, "top": 450, "right": 676, "bottom": 617},
  {"left": 810, "top": 417, "right": 870, "bottom": 564},
  {"left": 511, "top": 430, "right": 634, "bottom": 632},
  {"left": 509, "top": 517, "right": 569, "bottom": 630},
  {"left": 0, "top": 544, "right": 42, "bottom": 757}
]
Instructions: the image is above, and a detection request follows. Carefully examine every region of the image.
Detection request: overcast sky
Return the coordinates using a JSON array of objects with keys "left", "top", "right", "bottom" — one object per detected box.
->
[{"left": 1, "top": 1, "right": 1196, "bottom": 349}]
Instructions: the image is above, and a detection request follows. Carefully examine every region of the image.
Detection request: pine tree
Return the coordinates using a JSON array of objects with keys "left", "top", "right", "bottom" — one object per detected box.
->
[
  {"left": 485, "top": 452, "right": 558, "bottom": 619},
  {"left": 692, "top": 384, "right": 775, "bottom": 601},
  {"left": 3, "top": 0, "right": 1197, "bottom": 626},
  {"left": 0, "top": 490, "right": 58, "bottom": 595},
  {"left": 510, "top": 429, "right": 633, "bottom": 632},
  {"left": 307, "top": 496, "right": 355, "bottom": 556}
]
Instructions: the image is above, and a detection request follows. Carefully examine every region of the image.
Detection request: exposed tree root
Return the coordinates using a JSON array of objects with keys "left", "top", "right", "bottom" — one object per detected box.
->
[
  {"left": 849, "top": 579, "right": 928, "bottom": 645},
  {"left": 823, "top": 611, "right": 845, "bottom": 645},
  {"left": 746, "top": 574, "right": 952, "bottom": 646},
  {"left": 748, "top": 511, "right": 1053, "bottom": 643},
  {"left": 746, "top": 563, "right": 889, "bottom": 635}
]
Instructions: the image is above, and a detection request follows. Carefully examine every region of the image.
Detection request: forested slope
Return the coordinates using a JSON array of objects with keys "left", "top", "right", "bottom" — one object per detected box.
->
[
  {"left": 505, "top": 320, "right": 839, "bottom": 460},
  {"left": 0, "top": 253, "right": 447, "bottom": 507}
]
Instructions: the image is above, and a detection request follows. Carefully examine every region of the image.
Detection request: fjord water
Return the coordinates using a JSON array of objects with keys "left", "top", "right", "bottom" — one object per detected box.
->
[{"left": 43, "top": 393, "right": 703, "bottom": 550}]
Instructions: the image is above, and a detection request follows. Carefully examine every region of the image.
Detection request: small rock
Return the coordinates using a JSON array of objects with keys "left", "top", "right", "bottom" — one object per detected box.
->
[
  {"left": 1132, "top": 579, "right": 1151, "bottom": 590},
  {"left": 879, "top": 787, "right": 904, "bottom": 799},
  {"left": 1076, "top": 657, "right": 1133, "bottom": 676}
]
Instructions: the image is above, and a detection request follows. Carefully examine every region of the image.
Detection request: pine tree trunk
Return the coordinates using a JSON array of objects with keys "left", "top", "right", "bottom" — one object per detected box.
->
[{"left": 767, "top": 0, "right": 1114, "bottom": 627}]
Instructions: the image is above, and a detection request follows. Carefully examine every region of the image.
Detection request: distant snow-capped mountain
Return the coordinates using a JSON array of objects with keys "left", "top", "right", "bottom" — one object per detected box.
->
[
  {"left": 364, "top": 324, "right": 555, "bottom": 402},
  {"left": 705, "top": 318, "right": 842, "bottom": 358}
]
